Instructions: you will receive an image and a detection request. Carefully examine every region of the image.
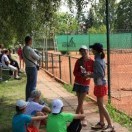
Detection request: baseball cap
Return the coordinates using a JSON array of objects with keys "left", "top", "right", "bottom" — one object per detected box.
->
[
  {"left": 89, "top": 43, "right": 103, "bottom": 51},
  {"left": 16, "top": 100, "right": 28, "bottom": 109},
  {"left": 79, "top": 45, "right": 88, "bottom": 51},
  {"left": 30, "top": 90, "right": 41, "bottom": 99},
  {"left": 52, "top": 99, "right": 64, "bottom": 114}
]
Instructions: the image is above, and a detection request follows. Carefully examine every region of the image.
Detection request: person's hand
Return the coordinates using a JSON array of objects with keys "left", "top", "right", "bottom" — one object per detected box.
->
[
  {"left": 81, "top": 73, "right": 88, "bottom": 79},
  {"left": 81, "top": 73, "right": 86, "bottom": 77},
  {"left": 83, "top": 73, "right": 92, "bottom": 79}
]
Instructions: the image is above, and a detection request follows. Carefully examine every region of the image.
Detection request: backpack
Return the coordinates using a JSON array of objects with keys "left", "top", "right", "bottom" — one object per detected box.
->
[{"left": 67, "top": 119, "right": 82, "bottom": 132}]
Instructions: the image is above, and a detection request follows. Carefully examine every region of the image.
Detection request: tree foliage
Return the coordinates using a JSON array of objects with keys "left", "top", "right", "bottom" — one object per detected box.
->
[
  {"left": 92, "top": 0, "right": 117, "bottom": 29},
  {"left": 0, "top": 0, "right": 61, "bottom": 47},
  {"left": 49, "top": 13, "right": 78, "bottom": 35},
  {"left": 114, "top": 0, "right": 132, "bottom": 32},
  {"left": 0, "top": 0, "right": 131, "bottom": 47}
]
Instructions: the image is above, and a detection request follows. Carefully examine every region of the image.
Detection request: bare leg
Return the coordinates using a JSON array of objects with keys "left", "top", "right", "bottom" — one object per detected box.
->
[
  {"left": 76, "top": 92, "right": 87, "bottom": 114},
  {"left": 19, "top": 57, "right": 21, "bottom": 69},
  {"left": 14, "top": 68, "right": 19, "bottom": 78},
  {"left": 97, "top": 97, "right": 112, "bottom": 126},
  {"left": 33, "top": 112, "right": 45, "bottom": 129},
  {"left": 22, "top": 60, "right": 24, "bottom": 69}
]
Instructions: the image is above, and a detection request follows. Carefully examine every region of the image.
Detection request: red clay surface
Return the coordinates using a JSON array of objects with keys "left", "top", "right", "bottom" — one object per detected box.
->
[{"left": 45, "top": 51, "right": 132, "bottom": 116}]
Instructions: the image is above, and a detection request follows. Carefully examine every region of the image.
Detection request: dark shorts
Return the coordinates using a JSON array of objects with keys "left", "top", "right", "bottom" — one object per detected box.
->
[{"left": 73, "top": 84, "right": 89, "bottom": 93}]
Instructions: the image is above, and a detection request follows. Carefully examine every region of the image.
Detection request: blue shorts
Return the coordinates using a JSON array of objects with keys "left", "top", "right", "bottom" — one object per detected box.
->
[{"left": 73, "top": 84, "right": 89, "bottom": 93}]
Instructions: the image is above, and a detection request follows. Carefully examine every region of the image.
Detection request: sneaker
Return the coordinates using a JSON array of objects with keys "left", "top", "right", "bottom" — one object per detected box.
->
[
  {"left": 91, "top": 122, "right": 105, "bottom": 130},
  {"left": 102, "top": 126, "right": 115, "bottom": 132},
  {"left": 14, "top": 76, "right": 21, "bottom": 80},
  {"left": 81, "top": 119, "right": 87, "bottom": 127},
  {"left": 19, "top": 71, "right": 23, "bottom": 73}
]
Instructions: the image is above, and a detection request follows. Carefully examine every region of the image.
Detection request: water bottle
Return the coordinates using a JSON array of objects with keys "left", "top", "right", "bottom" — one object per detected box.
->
[{"left": 80, "top": 66, "right": 87, "bottom": 73}]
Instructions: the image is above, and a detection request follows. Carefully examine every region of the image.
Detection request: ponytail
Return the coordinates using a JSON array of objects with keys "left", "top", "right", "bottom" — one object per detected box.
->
[{"left": 100, "top": 51, "right": 105, "bottom": 59}]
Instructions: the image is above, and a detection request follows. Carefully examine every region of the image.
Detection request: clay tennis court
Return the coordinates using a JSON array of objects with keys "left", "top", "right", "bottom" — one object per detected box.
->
[{"left": 45, "top": 51, "right": 132, "bottom": 116}]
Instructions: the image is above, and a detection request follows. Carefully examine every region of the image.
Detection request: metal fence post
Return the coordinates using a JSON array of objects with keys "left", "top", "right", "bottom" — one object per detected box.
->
[
  {"left": 42, "top": 51, "right": 44, "bottom": 68},
  {"left": 59, "top": 55, "right": 62, "bottom": 79},
  {"left": 69, "top": 56, "right": 72, "bottom": 84},
  {"left": 47, "top": 52, "right": 49, "bottom": 71},
  {"left": 106, "top": 0, "right": 111, "bottom": 103},
  {"left": 44, "top": 52, "right": 47, "bottom": 70},
  {"left": 51, "top": 53, "right": 54, "bottom": 74}
]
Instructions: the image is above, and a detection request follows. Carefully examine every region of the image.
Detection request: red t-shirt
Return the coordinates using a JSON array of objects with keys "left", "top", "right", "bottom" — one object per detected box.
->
[
  {"left": 73, "top": 58, "right": 94, "bottom": 86},
  {"left": 17, "top": 48, "right": 23, "bottom": 59}
]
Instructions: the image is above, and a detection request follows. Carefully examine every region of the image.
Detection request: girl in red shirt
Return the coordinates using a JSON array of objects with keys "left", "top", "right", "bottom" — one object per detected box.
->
[{"left": 73, "top": 45, "right": 94, "bottom": 126}]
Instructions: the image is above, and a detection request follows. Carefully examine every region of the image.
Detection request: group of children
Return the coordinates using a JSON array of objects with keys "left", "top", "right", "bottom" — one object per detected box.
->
[{"left": 12, "top": 90, "right": 85, "bottom": 132}]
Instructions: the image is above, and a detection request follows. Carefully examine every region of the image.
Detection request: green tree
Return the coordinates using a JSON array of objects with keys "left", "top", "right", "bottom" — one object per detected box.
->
[
  {"left": 84, "top": 8, "right": 95, "bottom": 33},
  {"left": 115, "top": 0, "right": 132, "bottom": 32},
  {"left": 88, "top": 24, "right": 106, "bottom": 34},
  {"left": 0, "top": 0, "right": 61, "bottom": 47},
  {"left": 50, "top": 12, "right": 78, "bottom": 35},
  {"left": 92, "top": 0, "right": 117, "bottom": 29}
]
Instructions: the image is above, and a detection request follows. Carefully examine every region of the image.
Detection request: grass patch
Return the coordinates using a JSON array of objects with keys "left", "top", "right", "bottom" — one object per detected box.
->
[
  {"left": 107, "top": 104, "right": 132, "bottom": 131},
  {"left": 63, "top": 84, "right": 74, "bottom": 93},
  {"left": 0, "top": 73, "right": 26, "bottom": 132}
]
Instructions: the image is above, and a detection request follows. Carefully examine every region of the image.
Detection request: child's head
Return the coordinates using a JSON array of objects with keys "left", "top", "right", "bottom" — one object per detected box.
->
[
  {"left": 89, "top": 43, "right": 105, "bottom": 59},
  {"left": 30, "top": 90, "right": 41, "bottom": 102},
  {"left": 51, "top": 99, "right": 64, "bottom": 114},
  {"left": 16, "top": 100, "right": 28, "bottom": 114},
  {"left": 79, "top": 45, "right": 89, "bottom": 57}
]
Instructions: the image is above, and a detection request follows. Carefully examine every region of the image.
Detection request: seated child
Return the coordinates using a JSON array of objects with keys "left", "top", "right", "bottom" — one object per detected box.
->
[
  {"left": 25, "top": 90, "right": 51, "bottom": 115},
  {"left": 12, "top": 100, "right": 47, "bottom": 132},
  {"left": 25, "top": 90, "right": 51, "bottom": 128},
  {"left": 46, "top": 99, "right": 85, "bottom": 132}
]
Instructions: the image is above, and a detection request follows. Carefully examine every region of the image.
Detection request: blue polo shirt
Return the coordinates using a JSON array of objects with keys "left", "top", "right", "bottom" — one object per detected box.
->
[{"left": 12, "top": 114, "right": 31, "bottom": 132}]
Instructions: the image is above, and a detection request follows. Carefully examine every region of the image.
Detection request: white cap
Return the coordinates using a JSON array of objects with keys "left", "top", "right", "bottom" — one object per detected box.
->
[
  {"left": 16, "top": 100, "right": 28, "bottom": 109},
  {"left": 79, "top": 45, "right": 88, "bottom": 51},
  {"left": 52, "top": 99, "right": 64, "bottom": 114}
]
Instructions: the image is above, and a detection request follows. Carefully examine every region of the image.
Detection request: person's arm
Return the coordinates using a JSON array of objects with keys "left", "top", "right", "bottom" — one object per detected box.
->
[
  {"left": 42, "top": 106, "right": 51, "bottom": 113},
  {"left": 30, "top": 48, "right": 40, "bottom": 61},
  {"left": 81, "top": 59, "right": 95, "bottom": 79},
  {"left": 73, "top": 60, "right": 82, "bottom": 77},
  {"left": 86, "top": 61, "right": 105, "bottom": 79},
  {"left": 4, "top": 56, "right": 10, "bottom": 65},
  {"left": 31, "top": 115, "right": 48, "bottom": 121},
  {"left": 73, "top": 114, "right": 85, "bottom": 120},
  {"left": 33, "top": 102, "right": 51, "bottom": 114}
]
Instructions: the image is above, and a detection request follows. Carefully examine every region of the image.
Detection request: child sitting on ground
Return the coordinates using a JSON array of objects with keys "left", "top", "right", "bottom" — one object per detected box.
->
[
  {"left": 46, "top": 98, "right": 85, "bottom": 132},
  {"left": 12, "top": 100, "right": 47, "bottom": 132},
  {"left": 24, "top": 90, "right": 51, "bottom": 128},
  {"left": 25, "top": 89, "right": 51, "bottom": 115}
]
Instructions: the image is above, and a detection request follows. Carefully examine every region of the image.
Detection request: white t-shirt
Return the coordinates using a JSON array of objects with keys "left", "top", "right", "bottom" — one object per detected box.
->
[
  {"left": 25, "top": 101, "right": 45, "bottom": 115},
  {"left": 1, "top": 54, "right": 9, "bottom": 67}
]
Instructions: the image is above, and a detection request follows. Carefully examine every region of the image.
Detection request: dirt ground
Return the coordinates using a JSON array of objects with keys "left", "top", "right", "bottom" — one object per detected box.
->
[{"left": 45, "top": 51, "right": 132, "bottom": 116}]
